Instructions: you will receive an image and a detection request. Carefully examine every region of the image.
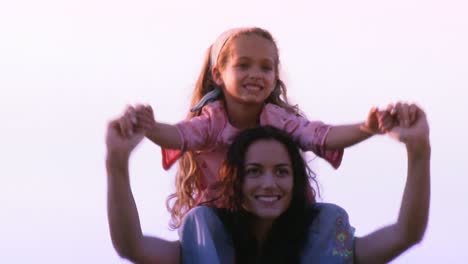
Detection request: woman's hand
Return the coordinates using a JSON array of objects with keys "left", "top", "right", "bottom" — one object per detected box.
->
[
  {"left": 387, "top": 103, "right": 430, "bottom": 154},
  {"left": 106, "top": 108, "right": 144, "bottom": 162}
]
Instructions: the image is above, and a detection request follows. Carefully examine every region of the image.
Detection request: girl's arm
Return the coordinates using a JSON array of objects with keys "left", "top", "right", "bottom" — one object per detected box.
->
[
  {"left": 324, "top": 123, "right": 373, "bottom": 149},
  {"left": 325, "top": 104, "right": 416, "bottom": 150},
  {"left": 324, "top": 107, "right": 395, "bottom": 149},
  {"left": 133, "top": 104, "right": 183, "bottom": 149},
  {"left": 354, "top": 105, "right": 430, "bottom": 263},
  {"left": 106, "top": 119, "right": 180, "bottom": 264},
  {"left": 145, "top": 121, "right": 183, "bottom": 150}
]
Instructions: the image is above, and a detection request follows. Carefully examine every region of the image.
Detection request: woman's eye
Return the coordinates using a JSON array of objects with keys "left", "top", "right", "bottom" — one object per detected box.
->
[
  {"left": 245, "top": 168, "right": 260, "bottom": 177},
  {"left": 276, "top": 168, "right": 290, "bottom": 177}
]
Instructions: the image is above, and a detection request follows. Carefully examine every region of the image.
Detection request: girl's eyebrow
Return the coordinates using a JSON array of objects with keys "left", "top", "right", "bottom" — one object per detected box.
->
[
  {"left": 234, "top": 56, "right": 251, "bottom": 61},
  {"left": 234, "top": 56, "right": 274, "bottom": 62}
]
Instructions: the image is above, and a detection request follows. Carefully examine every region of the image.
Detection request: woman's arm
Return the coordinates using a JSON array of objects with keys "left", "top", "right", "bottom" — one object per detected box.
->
[
  {"left": 106, "top": 119, "right": 180, "bottom": 264},
  {"left": 354, "top": 105, "right": 430, "bottom": 263}
]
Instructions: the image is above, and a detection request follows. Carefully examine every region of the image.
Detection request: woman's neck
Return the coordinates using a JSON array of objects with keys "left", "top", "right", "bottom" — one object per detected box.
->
[
  {"left": 224, "top": 100, "right": 264, "bottom": 130},
  {"left": 252, "top": 218, "right": 274, "bottom": 250}
]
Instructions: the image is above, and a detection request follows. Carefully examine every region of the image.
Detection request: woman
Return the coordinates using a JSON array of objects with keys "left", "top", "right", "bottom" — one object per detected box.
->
[
  {"left": 105, "top": 103, "right": 429, "bottom": 263},
  {"left": 179, "top": 104, "right": 430, "bottom": 263}
]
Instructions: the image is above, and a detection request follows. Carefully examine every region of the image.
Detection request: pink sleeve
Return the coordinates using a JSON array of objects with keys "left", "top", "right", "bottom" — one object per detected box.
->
[
  {"left": 261, "top": 104, "right": 343, "bottom": 169},
  {"left": 161, "top": 102, "right": 225, "bottom": 170}
]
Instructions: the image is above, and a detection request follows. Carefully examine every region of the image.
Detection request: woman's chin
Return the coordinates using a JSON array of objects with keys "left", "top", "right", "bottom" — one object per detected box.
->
[{"left": 250, "top": 208, "right": 285, "bottom": 220}]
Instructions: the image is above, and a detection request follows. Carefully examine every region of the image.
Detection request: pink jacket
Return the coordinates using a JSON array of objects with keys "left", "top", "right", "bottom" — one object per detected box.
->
[{"left": 162, "top": 101, "right": 343, "bottom": 202}]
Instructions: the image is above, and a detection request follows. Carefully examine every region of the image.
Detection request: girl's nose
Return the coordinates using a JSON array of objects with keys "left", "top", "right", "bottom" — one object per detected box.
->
[{"left": 249, "top": 66, "right": 263, "bottom": 78}]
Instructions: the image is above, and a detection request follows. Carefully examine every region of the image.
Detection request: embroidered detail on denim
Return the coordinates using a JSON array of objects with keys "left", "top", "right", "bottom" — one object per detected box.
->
[{"left": 331, "top": 215, "right": 353, "bottom": 258}]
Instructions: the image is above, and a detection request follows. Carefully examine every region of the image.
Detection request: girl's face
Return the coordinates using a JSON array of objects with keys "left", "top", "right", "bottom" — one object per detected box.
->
[
  {"left": 215, "top": 34, "right": 277, "bottom": 108},
  {"left": 241, "top": 139, "right": 293, "bottom": 221}
]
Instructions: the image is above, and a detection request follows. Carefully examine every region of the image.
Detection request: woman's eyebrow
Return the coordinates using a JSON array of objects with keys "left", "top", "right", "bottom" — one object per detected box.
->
[{"left": 245, "top": 162, "right": 261, "bottom": 166}]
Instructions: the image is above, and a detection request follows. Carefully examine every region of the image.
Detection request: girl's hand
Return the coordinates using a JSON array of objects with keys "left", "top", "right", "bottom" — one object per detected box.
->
[
  {"left": 135, "top": 104, "right": 157, "bottom": 133},
  {"left": 360, "top": 107, "right": 395, "bottom": 134}
]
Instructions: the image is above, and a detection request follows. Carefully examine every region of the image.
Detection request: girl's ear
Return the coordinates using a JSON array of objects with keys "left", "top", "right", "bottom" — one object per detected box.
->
[{"left": 211, "top": 67, "right": 224, "bottom": 86}]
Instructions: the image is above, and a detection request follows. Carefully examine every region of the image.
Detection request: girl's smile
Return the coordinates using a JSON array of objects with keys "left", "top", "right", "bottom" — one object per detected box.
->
[{"left": 215, "top": 34, "right": 277, "bottom": 108}]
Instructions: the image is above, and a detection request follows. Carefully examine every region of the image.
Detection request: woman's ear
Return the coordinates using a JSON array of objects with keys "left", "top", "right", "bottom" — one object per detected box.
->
[{"left": 211, "top": 67, "right": 224, "bottom": 86}]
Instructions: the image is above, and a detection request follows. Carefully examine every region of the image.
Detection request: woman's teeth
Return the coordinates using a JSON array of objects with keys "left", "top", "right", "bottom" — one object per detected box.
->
[{"left": 256, "top": 196, "right": 280, "bottom": 202}]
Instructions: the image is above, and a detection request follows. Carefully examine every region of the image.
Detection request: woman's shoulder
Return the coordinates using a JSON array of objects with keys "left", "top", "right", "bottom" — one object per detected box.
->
[
  {"left": 301, "top": 203, "right": 355, "bottom": 263},
  {"left": 313, "top": 203, "right": 349, "bottom": 220},
  {"left": 309, "top": 203, "right": 353, "bottom": 235}
]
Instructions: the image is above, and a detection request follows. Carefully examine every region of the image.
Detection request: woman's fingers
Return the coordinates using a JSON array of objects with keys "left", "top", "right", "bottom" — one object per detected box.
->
[
  {"left": 395, "top": 102, "right": 411, "bottom": 127},
  {"left": 117, "top": 105, "right": 138, "bottom": 137},
  {"left": 409, "top": 104, "right": 418, "bottom": 125}
]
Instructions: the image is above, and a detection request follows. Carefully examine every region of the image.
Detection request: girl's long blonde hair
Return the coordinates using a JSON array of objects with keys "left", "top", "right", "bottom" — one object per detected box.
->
[{"left": 166, "top": 27, "right": 299, "bottom": 229}]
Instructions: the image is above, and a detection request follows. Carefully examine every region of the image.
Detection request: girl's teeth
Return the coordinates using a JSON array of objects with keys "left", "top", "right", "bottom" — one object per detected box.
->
[{"left": 245, "top": 85, "right": 260, "bottom": 91}]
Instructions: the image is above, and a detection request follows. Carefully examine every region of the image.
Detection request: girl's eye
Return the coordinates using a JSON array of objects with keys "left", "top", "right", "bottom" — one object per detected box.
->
[
  {"left": 238, "top": 63, "right": 249, "bottom": 69},
  {"left": 262, "top": 65, "right": 273, "bottom": 71}
]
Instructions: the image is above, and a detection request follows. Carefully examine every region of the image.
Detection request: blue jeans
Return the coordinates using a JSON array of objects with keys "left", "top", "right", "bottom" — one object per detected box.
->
[{"left": 178, "top": 206, "right": 234, "bottom": 264}]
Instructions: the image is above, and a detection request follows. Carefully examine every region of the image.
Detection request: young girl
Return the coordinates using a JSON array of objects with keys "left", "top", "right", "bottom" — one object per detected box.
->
[{"left": 125, "top": 27, "right": 394, "bottom": 228}]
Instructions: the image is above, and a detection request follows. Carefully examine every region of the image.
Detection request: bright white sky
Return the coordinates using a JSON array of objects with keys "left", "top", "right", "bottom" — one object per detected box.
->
[{"left": 1, "top": 0, "right": 467, "bottom": 263}]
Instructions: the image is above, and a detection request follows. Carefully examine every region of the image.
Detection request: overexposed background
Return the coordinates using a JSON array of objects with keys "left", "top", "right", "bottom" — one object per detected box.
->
[{"left": 1, "top": 0, "right": 467, "bottom": 263}]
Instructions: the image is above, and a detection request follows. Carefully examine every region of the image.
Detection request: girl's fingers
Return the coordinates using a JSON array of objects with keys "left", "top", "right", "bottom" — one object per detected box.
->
[
  {"left": 145, "top": 104, "right": 154, "bottom": 118},
  {"left": 136, "top": 111, "right": 151, "bottom": 127},
  {"left": 386, "top": 103, "right": 395, "bottom": 115},
  {"left": 361, "top": 107, "right": 379, "bottom": 134},
  {"left": 378, "top": 113, "right": 394, "bottom": 132},
  {"left": 133, "top": 104, "right": 156, "bottom": 131},
  {"left": 118, "top": 104, "right": 155, "bottom": 136}
]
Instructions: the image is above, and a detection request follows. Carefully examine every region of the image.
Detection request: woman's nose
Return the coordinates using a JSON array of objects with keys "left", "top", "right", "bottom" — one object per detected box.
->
[{"left": 260, "top": 173, "right": 276, "bottom": 188}]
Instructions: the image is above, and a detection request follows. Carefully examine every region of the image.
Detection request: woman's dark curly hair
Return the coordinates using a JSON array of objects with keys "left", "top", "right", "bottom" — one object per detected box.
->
[{"left": 213, "top": 125, "right": 319, "bottom": 264}]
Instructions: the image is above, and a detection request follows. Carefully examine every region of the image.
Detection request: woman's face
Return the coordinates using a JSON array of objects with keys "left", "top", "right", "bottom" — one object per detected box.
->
[{"left": 241, "top": 139, "right": 293, "bottom": 220}]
